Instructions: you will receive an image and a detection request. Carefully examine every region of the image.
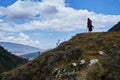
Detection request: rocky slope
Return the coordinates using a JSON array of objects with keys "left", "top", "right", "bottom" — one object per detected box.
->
[
  {"left": 0, "top": 46, "right": 28, "bottom": 74},
  {"left": 0, "top": 31, "right": 120, "bottom": 80},
  {"left": 108, "top": 21, "right": 120, "bottom": 31}
]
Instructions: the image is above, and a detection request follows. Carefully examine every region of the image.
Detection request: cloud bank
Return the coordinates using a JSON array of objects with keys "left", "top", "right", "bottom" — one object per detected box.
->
[{"left": 0, "top": 0, "right": 119, "bottom": 32}]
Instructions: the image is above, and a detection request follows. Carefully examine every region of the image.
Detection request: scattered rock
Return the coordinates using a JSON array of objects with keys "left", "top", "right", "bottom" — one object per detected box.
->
[
  {"left": 88, "top": 59, "right": 99, "bottom": 66},
  {"left": 98, "top": 51, "right": 106, "bottom": 56},
  {"left": 52, "top": 68, "right": 60, "bottom": 76},
  {"left": 72, "top": 63, "right": 77, "bottom": 67},
  {"left": 80, "top": 59, "right": 86, "bottom": 65},
  {"left": 1, "top": 72, "right": 7, "bottom": 76}
]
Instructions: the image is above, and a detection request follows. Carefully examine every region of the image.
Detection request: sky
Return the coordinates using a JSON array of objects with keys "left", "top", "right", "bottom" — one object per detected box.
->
[{"left": 0, "top": 0, "right": 120, "bottom": 49}]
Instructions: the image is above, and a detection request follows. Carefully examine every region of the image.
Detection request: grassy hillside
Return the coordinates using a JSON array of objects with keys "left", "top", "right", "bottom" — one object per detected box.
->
[
  {"left": 0, "top": 46, "right": 28, "bottom": 74},
  {"left": 0, "top": 31, "right": 120, "bottom": 80}
]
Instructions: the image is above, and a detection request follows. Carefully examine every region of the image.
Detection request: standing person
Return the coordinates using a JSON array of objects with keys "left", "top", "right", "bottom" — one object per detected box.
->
[{"left": 87, "top": 18, "right": 93, "bottom": 32}]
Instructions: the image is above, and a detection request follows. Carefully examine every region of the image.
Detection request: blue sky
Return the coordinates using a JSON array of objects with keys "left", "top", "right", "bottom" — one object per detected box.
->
[
  {"left": 66, "top": 0, "right": 120, "bottom": 15},
  {"left": 0, "top": 0, "right": 120, "bottom": 49},
  {"left": 0, "top": 0, "right": 16, "bottom": 7}
]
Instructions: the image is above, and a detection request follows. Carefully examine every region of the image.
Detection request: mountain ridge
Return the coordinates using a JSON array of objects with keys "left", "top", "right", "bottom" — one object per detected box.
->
[
  {"left": 108, "top": 21, "right": 120, "bottom": 31},
  {"left": 0, "top": 31, "right": 120, "bottom": 80}
]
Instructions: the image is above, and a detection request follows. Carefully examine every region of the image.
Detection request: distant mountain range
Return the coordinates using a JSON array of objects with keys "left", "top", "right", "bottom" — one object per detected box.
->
[
  {"left": 0, "top": 42, "right": 45, "bottom": 59},
  {"left": 20, "top": 52, "right": 41, "bottom": 60}
]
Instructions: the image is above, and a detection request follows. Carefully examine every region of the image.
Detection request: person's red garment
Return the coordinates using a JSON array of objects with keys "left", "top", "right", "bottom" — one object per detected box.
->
[{"left": 87, "top": 18, "right": 93, "bottom": 32}]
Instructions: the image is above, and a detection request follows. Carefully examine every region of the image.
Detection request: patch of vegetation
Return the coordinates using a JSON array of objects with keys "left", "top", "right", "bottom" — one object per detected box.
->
[{"left": 0, "top": 46, "right": 28, "bottom": 73}]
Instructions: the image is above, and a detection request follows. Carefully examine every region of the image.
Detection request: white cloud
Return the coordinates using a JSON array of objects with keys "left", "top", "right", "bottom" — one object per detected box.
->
[
  {"left": 42, "top": 0, "right": 65, "bottom": 7},
  {"left": 19, "top": 32, "right": 30, "bottom": 40},
  {"left": 0, "top": 0, "right": 120, "bottom": 32},
  {"left": 0, "top": 32, "right": 40, "bottom": 48},
  {"left": 40, "top": 5, "right": 58, "bottom": 19},
  {"left": 0, "top": 7, "right": 6, "bottom": 16},
  {"left": 6, "top": 0, "right": 40, "bottom": 19}
]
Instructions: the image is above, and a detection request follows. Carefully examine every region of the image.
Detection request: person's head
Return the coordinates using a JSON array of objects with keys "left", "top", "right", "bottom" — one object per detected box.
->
[{"left": 88, "top": 18, "right": 90, "bottom": 20}]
